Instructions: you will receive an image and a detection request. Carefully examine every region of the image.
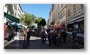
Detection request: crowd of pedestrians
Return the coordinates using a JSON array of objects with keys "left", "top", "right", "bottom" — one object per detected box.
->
[
  {"left": 4, "top": 24, "right": 84, "bottom": 49},
  {"left": 18, "top": 25, "right": 67, "bottom": 48},
  {"left": 39, "top": 25, "right": 67, "bottom": 46},
  {"left": 39, "top": 25, "right": 83, "bottom": 47}
]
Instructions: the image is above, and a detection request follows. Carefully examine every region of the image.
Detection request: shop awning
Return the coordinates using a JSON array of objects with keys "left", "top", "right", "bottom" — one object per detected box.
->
[
  {"left": 4, "top": 12, "right": 20, "bottom": 23},
  {"left": 67, "top": 18, "right": 84, "bottom": 25},
  {"left": 54, "top": 25, "right": 60, "bottom": 30},
  {"left": 60, "top": 21, "right": 66, "bottom": 26}
]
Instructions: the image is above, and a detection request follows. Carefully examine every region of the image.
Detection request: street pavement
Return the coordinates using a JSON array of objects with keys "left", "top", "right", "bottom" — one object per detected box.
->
[{"left": 4, "top": 35, "right": 83, "bottom": 49}]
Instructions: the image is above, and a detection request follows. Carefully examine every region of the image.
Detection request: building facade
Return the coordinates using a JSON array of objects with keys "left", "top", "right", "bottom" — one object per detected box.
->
[
  {"left": 48, "top": 4, "right": 84, "bottom": 32},
  {"left": 66, "top": 4, "right": 84, "bottom": 32},
  {"left": 4, "top": 4, "right": 24, "bottom": 38},
  {"left": 47, "top": 4, "right": 59, "bottom": 29},
  {"left": 58, "top": 4, "right": 67, "bottom": 27},
  {"left": 4, "top": 4, "right": 23, "bottom": 21},
  {"left": 47, "top": 4, "right": 84, "bottom": 47},
  {"left": 47, "top": 4, "right": 55, "bottom": 29}
]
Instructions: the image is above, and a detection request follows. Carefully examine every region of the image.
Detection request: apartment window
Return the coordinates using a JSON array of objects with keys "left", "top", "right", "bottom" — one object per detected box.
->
[
  {"left": 68, "top": 9, "right": 70, "bottom": 17},
  {"left": 61, "top": 13, "right": 62, "bottom": 18},
  {"left": 59, "top": 14, "right": 61, "bottom": 19},
  {"left": 5, "top": 4, "right": 7, "bottom": 7},
  {"left": 73, "top": 4, "right": 76, "bottom": 13},
  {"left": 18, "top": 8, "right": 21, "bottom": 14},
  {"left": 14, "top": 5, "right": 17, "bottom": 11},
  {"left": 62, "top": 12, "right": 63, "bottom": 18},
  {"left": 10, "top": 11, "right": 13, "bottom": 15},
  {"left": 63, "top": 11, "right": 65, "bottom": 17},
  {"left": 61, "top": 4, "right": 63, "bottom": 8},
  {"left": 81, "top": 4, "right": 84, "bottom": 9},
  {"left": 15, "top": 13, "right": 16, "bottom": 16}
]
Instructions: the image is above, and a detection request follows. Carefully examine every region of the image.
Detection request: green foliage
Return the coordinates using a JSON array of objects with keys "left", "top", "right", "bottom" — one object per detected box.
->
[
  {"left": 20, "top": 12, "right": 46, "bottom": 28},
  {"left": 20, "top": 15, "right": 24, "bottom": 23},
  {"left": 20, "top": 12, "right": 36, "bottom": 27},
  {"left": 35, "top": 17, "right": 43, "bottom": 26},
  {"left": 40, "top": 19, "right": 46, "bottom": 26},
  {"left": 35, "top": 17, "right": 46, "bottom": 28}
]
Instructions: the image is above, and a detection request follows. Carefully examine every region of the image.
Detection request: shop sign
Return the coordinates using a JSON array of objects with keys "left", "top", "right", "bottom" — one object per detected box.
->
[{"left": 68, "top": 11, "right": 84, "bottom": 22}]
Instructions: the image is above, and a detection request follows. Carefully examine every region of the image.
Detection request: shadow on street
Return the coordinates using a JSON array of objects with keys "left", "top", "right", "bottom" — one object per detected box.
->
[{"left": 4, "top": 37, "right": 84, "bottom": 49}]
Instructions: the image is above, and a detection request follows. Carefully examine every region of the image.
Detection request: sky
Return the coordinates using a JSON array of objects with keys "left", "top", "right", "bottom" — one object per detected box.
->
[{"left": 21, "top": 4, "right": 52, "bottom": 22}]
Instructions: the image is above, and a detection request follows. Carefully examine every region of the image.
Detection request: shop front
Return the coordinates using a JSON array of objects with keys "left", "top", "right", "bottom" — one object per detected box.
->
[
  {"left": 67, "top": 17, "right": 84, "bottom": 32},
  {"left": 60, "top": 21, "right": 66, "bottom": 26},
  {"left": 4, "top": 12, "right": 20, "bottom": 39},
  {"left": 66, "top": 15, "right": 84, "bottom": 47},
  {"left": 66, "top": 11, "right": 84, "bottom": 32}
]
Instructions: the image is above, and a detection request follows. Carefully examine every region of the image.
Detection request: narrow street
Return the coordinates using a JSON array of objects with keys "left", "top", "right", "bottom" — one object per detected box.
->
[
  {"left": 4, "top": 4, "right": 84, "bottom": 49},
  {"left": 4, "top": 34, "right": 81, "bottom": 49}
]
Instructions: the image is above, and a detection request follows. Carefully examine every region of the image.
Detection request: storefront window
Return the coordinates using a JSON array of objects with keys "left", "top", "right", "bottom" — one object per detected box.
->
[
  {"left": 76, "top": 24, "right": 78, "bottom": 29},
  {"left": 73, "top": 24, "right": 78, "bottom": 30}
]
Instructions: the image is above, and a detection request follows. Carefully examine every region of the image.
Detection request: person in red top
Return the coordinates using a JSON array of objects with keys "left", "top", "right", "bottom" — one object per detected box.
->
[
  {"left": 26, "top": 29, "right": 28, "bottom": 33},
  {"left": 26, "top": 28, "right": 31, "bottom": 48}
]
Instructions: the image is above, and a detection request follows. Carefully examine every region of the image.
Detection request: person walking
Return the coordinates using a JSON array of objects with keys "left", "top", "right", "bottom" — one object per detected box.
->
[
  {"left": 8, "top": 27, "right": 12, "bottom": 41},
  {"left": 59, "top": 27, "right": 63, "bottom": 41},
  {"left": 53, "top": 30, "right": 57, "bottom": 45},
  {"left": 62, "top": 25, "right": 67, "bottom": 43},
  {"left": 23, "top": 29, "right": 26, "bottom": 37},
  {"left": 48, "top": 29, "right": 54, "bottom": 46},
  {"left": 72, "top": 29, "right": 77, "bottom": 42},
  {"left": 57, "top": 31, "right": 60, "bottom": 46},
  {"left": 44, "top": 29, "right": 48, "bottom": 40},
  {"left": 23, "top": 28, "right": 27, "bottom": 49},
  {"left": 41, "top": 29, "right": 46, "bottom": 43},
  {"left": 26, "top": 28, "right": 31, "bottom": 47},
  {"left": 11, "top": 27, "right": 15, "bottom": 39}
]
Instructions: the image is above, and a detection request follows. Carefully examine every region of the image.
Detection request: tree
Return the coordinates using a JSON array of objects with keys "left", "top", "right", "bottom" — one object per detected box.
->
[
  {"left": 35, "top": 17, "right": 46, "bottom": 28},
  {"left": 20, "top": 12, "right": 36, "bottom": 27},
  {"left": 35, "top": 17, "right": 43, "bottom": 28},
  {"left": 20, "top": 14, "right": 25, "bottom": 24},
  {"left": 20, "top": 12, "right": 46, "bottom": 28},
  {"left": 40, "top": 19, "right": 46, "bottom": 26}
]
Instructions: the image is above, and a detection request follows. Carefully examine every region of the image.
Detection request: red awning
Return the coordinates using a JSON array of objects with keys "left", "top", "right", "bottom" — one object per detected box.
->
[
  {"left": 54, "top": 25, "right": 60, "bottom": 30},
  {"left": 60, "top": 21, "right": 66, "bottom": 26}
]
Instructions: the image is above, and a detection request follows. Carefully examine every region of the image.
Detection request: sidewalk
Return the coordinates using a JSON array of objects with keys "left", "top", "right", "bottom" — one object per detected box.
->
[
  {"left": 4, "top": 34, "right": 23, "bottom": 49},
  {"left": 4, "top": 39, "right": 15, "bottom": 47}
]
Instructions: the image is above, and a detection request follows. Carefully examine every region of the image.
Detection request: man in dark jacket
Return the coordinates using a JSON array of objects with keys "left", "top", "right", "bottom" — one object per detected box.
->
[
  {"left": 72, "top": 29, "right": 77, "bottom": 42},
  {"left": 41, "top": 29, "right": 46, "bottom": 43},
  {"left": 62, "top": 25, "right": 67, "bottom": 43},
  {"left": 62, "top": 30, "right": 67, "bottom": 43},
  {"left": 27, "top": 28, "right": 31, "bottom": 46}
]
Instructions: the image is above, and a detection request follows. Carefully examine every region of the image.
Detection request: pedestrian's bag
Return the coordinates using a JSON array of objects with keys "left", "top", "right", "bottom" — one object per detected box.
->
[{"left": 46, "top": 40, "right": 49, "bottom": 45}]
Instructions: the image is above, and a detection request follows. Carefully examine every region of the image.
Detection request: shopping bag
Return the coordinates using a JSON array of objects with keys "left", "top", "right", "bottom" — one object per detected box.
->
[{"left": 46, "top": 40, "right": 49, "bottom": 45}]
